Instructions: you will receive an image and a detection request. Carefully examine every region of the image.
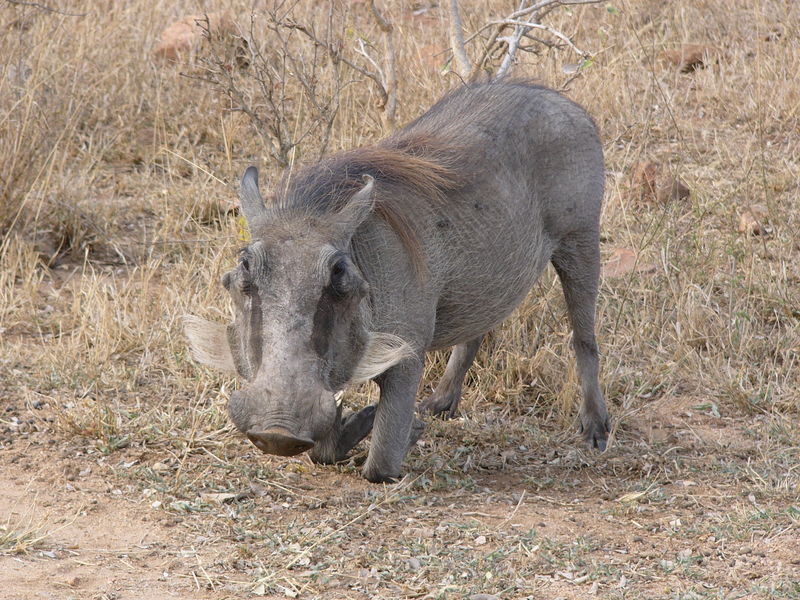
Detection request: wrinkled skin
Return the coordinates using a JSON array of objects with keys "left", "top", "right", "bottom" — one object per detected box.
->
[
  {"left": 220, "top": 180, "right": 380, "bottom": 463},
  {"left": 186, "top": 82, "right": 610, "bottom": 483}
]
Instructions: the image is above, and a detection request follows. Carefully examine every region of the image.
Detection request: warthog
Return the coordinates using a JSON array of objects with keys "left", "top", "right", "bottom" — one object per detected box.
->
[{"left": 185, "top": 81, "right": 610, "bottom": 483}]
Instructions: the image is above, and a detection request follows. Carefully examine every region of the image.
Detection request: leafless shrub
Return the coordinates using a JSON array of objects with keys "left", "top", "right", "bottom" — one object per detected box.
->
[
  {"left": 192, "top": 5, "right": 344, "bottom": 168},
  {"left": 447, "top": 0, "right": 604, "bottom": 80},
  {"left": 193, "top": 1, "right": 399, "bottom": 170}
]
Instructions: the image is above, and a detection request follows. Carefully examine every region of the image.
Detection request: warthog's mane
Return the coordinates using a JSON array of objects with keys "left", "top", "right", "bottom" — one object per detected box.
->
[{"left": 275, "top": 133, "right": 465, "bottom": 277}]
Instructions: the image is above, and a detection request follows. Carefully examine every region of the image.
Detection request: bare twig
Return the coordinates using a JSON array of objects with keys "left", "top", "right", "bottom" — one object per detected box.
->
[
  {"left": 447, "top": 0, "right": 472, "bottom": 80},
  {"left": 458, "top": 0, "right": 600, "bottom": 79},
  {"left": 4, "top": 0, "right": 87, "bottom": 16},
  {"left": 497, "top": 18, "right": 592, "bottom": 59},
  {"left": 508, "top": 0, "right": 603, "bottom": 21},
  {"left": 193, "top": 5, "right": 345, "bottom": 167},
  {"left": 284, "top": 20, "right": 389, "bottom": 109},
  {"left": 495, "top": 1, "right": 528, "bottom": 80},
  {"left": 473, "top": 25, "right": 504, "bottom": 77},
  {"left": 370, "top": 0, "right": 397, "bottom": 129}
]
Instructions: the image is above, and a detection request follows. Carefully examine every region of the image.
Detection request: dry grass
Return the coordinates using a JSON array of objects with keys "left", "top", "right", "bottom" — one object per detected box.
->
[{"left": 1, "top": 0, "right": 799, "bottom": 598}]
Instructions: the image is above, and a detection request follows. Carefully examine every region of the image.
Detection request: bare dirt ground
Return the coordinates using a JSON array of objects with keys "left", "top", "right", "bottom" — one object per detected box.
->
[
  {"left": 2, "top": 0, "right": 799, "bottom": 598},
  {"left": 2, "top": 392, "right": 798, "bottom": 599}
]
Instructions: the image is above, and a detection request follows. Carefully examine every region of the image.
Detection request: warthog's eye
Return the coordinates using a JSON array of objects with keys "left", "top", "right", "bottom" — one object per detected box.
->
[
  {"left": 329, "top": 255, "right": 367, "bottom": 298},
  {"left": 330, "top": 258, "right": 348, "bottom": 294},
  {"left": 239, "top": 255, "right": 250, "bottom": 272}
]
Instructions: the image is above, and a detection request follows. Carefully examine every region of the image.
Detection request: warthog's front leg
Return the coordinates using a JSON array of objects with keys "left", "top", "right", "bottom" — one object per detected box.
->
[
  {"left": 309, "top": 404, "right": 376, "bottom": 464},
  {"left": 336, "top": 405, "right": 377, "bottom": 460},
  {"left": 363, "top": 359, "right": 424, "bottom": 483}
]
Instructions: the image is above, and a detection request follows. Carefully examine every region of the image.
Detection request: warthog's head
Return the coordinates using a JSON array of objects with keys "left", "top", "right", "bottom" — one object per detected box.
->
[{"left": 184, "top": 167, "right": 412, "bottom": 461}]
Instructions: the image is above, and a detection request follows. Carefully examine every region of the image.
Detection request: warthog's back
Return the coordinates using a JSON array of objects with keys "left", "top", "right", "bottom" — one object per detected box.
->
[{"left": 382, "top": 82, "right": 604, "bottom": 349}]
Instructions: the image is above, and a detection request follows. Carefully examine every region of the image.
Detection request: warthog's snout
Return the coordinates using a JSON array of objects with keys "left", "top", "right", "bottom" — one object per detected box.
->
[{"left": 247, "top": 428, "right": 315, "bottom": 456}]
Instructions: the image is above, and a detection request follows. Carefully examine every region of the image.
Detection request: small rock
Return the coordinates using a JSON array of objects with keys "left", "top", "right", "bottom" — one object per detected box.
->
[
  {"left": 475, "top": 535, "right": 487, "bottom": 546},
  {"left": 407, "top": 557, "right": 421, "bottom": 571},
  {"left": 402, "top": 526, "right": 435, "bottom": 538},
  {"left": 603, "top": 248, "right": 656, "bottom": 278},
  {"left": 153, "top": 12, "right": 236, "bottom": 62},
  {"left": 469, "top": 595, "right": 500, "bottom": 600}
]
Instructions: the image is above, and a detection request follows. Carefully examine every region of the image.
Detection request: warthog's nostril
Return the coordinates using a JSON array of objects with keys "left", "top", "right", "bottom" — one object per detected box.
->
[{"left": 247, "top": 428, "right": 315, "bottom": 457}]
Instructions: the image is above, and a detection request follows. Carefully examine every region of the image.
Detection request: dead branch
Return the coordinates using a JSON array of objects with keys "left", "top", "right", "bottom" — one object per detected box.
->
[
  {"left": 447, "top": 0, "right": 472, "bottom": 80},
  {"left": 497, "top": 18, "right": 592, "bottom": 59},
  {"left": 508, "top": 0, "right": 603, "bottom": 21},
  {"left": 459, "top": 0, "right": 602, "bottom": 80},
  {"left": 194, "top": 6, "right": 344, "bottom": 167},
  {"left": 283, "top": 19, "right": 390, "bottom": 116},
  {"left": 4, "top": 0, "right": 86, "bottom": 16},
  {"left": 370, "top": 0, "right": 397, "bottom": 129}
]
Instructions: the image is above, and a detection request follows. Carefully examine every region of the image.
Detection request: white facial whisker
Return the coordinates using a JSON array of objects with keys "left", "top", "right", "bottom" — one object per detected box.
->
[
  {"left": 182, "top": 315, "right": 236, "bottom": 372},
  {"left": 349, "top": 332, "right": 416, "bottom": 383}
]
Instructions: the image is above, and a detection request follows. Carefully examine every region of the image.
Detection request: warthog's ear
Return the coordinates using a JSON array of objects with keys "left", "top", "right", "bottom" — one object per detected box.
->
[
  {"left": 182, "top": 315, "right": 236, "bottom": 372},
  {"left": 335, "top": 175, "right": 375, "bottom": 234},
  {"left": 239, "top": 166, "right": 267, "bottom": 225}
]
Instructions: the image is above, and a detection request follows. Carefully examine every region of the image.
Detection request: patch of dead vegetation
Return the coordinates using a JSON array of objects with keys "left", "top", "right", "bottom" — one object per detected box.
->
[{"left": 1, "top": 0, "right": 799, "bottom": 598}]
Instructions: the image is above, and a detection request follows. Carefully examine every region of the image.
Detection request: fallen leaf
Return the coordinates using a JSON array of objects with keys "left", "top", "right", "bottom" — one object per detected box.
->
[
  {"left": 661, "top": 43, "right": 720, "bottom": 72},
  {"left": 738, "top": 204, "right": 771, "bottom": 236},
  {"left": 657, "top": 175, "right": 691, "bottom": 203},
  {"left": 628, "top": 161, "right": 691, "bottom": 203},
  {"left": 603, "top": 248, "right": 655, "bottom": 278},
  {"left": 629, "top": 161, "right": 659, "bottom": 202}
]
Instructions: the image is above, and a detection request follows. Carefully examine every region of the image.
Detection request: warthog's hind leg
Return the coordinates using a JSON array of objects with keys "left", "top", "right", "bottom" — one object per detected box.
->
[
  {"left": 551, "top": 235, "right": 611, "bottom": 451},
  {"left": 418, "top": 335, "right": 484, "bottom": 419}
]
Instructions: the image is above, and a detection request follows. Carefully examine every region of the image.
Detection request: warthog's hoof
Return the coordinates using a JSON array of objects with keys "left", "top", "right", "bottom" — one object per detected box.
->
[
  {"left": 580, "top": 413, "right": 611, "bottom": 452},
  {"left": 418, "top": 391, "right": 461, "bottom": 419},
  {"left": 362, "top": 464, "right": 400, "bottom": 484},
  {"left": 408, "top": 417, "right": 426, "bottom": 448},
  {"left": 335, "top": 404, "right": 377, "bottom": 461}
]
